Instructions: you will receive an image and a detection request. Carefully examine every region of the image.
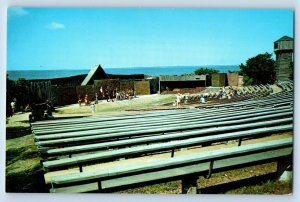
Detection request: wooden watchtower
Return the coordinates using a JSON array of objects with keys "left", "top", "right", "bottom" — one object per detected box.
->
[{"left": 274, "top": 36, "right": 294, "bottom": 82}]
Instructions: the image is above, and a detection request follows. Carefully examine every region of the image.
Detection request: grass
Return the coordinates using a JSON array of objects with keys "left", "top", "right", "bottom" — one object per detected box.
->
[
  {"left": 6, "top": 114, "right": 47, "bottom": 193},
  {"left": 56, "top": 94, "right": 176, "bottom": 115},
  {"left": 117, "top": 177, "right": 292, "bottom": 195},
  {"left": 116, "top": 163, "right": 292, "bottom": 194},
  {"left": 226, "top": 180, "right": 292, "bottom": 195},
  {"left": 6, "top": 134, "right": 47, "bottom": 193}
]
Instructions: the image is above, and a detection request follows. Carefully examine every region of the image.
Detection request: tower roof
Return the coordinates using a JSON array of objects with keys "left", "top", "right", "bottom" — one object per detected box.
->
[{"left": 275, "top": 36, "right": 293, "bottom": 42}]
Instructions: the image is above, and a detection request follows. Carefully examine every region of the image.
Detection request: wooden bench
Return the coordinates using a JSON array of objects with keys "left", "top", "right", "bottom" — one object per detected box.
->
[
  {"left": 40, "top": 118, "right": 292, "bottom": 158},
  {"left": 42, "top": 124, "right": 292, "bottom": 171},
  {"left": 32, "top": 105, "right": 289, "bottom": 136},
  {"left": 35, "top": 109, "right": 292, "bottom": 148},
  {"left": 199, "top": 93, "right": 292, "bottom": 109},
  {"left": 31, "top": 108, "right": 195, "bottom": 128},
  {"left": 32, "top": 90, "right": 293, "bottom": 193},
  {"left": 32, "top": 107, "right": 245, "bottom": 135},
  {"left": 49, "top": 138, "right": 292, "bottom": 193}
]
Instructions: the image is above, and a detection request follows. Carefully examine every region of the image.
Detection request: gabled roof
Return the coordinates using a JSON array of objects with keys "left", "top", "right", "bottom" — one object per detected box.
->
[
  {"left": 275, "top": 36, "right": 293, "bottom": 42},
  {"left": 81, "top": 64, "right": 108, "bottom": 86}
]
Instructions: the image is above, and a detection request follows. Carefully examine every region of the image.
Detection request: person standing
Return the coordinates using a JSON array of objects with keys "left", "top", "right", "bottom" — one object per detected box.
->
[
  {"left": 85, "top": 94, "right": 89, "bottom": 105},
  {"left": 100, "top": 86, "right": 103, "bottom": 99},
  {"left": 10, "top": 101, "right": 16, "bottom": 115},
  {"left": 78, "top": 94, "right": 82, "bottom": 107},
  {"left": 95, "top": 92, "right": 98, "bottom": 104},
  {"left": 176, "top": 93, "right": 181, "bottom": 108},
  {"left": 200, "top": 95, "right": 205, "bottom": 103},
  {"left": 90, "top": 103, "right": 95, "bottom": 113}
]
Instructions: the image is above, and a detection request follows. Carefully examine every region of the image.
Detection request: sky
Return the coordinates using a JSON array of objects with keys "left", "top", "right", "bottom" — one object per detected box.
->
[{"left": 7, "top": 8, "right": 294, "bottom": 70}]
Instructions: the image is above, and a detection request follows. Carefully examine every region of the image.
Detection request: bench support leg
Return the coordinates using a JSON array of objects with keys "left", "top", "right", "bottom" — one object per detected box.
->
[
  {"left": 98, "top": 179, "right": 103, "bottom": 193},
  {"left": 182, "top": 176, "right": 199, "bottom": 194},
  {"left": 171, "top": 149, "right": 175, "bottom": 158},
  {"left": 238, "top": 138, "right": 242, "bottom": 146},
  {"left": 277, "top": 158, "right": 292, "bottom": 181}
]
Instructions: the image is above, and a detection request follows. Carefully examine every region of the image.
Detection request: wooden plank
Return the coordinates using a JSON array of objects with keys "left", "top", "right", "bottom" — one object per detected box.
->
[
  {"left": 50, "top": 147, "right": 292, "bottom": 193},
  {"left": 101, "top": 148, "right": 292, "bottom": 190},
  {"left": 33, "top": 105, "right": 291, "bottom": 135},
  {"left": 32, "top": 91, "right": 292, "bottom": 129},
  {"left": 36, "top": 111, "right": 292, "bottom": 146},
  {"left": 47, "top": 137, "right": 292, "bottom": 178},
  {"left": 32, "top": 106, "right": 255, "bottom": 133},
  {"left": 42, "top": 119, "right": 292, "bottom": 156},
  {"left": 34, "top": 108, "right": 292, "bottom": 140},
  {"left": 31, "top": 108, "right": 195, "bottom": 127}
]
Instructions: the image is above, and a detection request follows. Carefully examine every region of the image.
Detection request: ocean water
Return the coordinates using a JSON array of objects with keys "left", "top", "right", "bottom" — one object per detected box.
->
[{"left": 7, "top": 65, "right": 239, "bottom": 81}]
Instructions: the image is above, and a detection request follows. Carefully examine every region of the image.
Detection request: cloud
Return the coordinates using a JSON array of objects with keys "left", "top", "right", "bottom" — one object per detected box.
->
[
  {"left": 46, "top": 22, "right": 65, "bottom": 30},
  {"left": 9, "top": 8, "right": 29, "bottom": 16}
]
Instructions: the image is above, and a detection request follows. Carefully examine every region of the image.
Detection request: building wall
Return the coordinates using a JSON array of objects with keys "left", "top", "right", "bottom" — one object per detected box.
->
[
  {"left": 30, "top": 81, "right": 52, "bottom": 103},
  {"left": 134, "top": 80, "right": 150, "bottom": 95},
  {"left": 120, "top": 80, "right": 134, "bottom": 92},
  {"left": 275, "top": 52, "right": 293, "bottom": 82},
  {"left": 211, "top": 73, "right": 227, "bottom": 87},
  {"left": 147, "top": 78, "right": 159, "bottom": 94},
  {"left": 274, "top": 40, "right": 293, "bottom": 51},
  {"left": 94, "top": 79, "right": 120, "bottom": 92},
  {"left": 76, "top": 85, "right": 95, "bottom": 100},
  {"left": 227, "top": 73, "right": 239, "bottom": 86},
  {"left": 238, "top": 76, "right": 244, "bottom": 87},
  {"left": 53, "top": 86, "right": 77, "bottom": 106}
]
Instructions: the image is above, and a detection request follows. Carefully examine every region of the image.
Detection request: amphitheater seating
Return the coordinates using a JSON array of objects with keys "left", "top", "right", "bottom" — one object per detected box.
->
[{"left": 31, "top": 83, "right": 293, "bottom": 193}]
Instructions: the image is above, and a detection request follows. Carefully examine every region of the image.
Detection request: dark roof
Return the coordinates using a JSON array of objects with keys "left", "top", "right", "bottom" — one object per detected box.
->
[
  {"left": 30, "top": 74, "right": 87, "bottom": 86},
  {"left": 81, "top": 64, "right": 108, "bottom": 86},
  {"left": 275, "top": 36, "right": 293, "bottom": 42},
  {"left": 107, "top": 74, "right": 145, "bottom": 80}
]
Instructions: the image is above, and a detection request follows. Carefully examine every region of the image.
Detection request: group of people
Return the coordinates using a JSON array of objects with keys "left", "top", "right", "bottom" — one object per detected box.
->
[
  {"left": 8, "top": 98, "right": 31, "bottom": 117},
  {"left": 175, "top": 93, "right": 205, "bottom": 108},
  {"left": 78, "top": 87, "right": 137, "bottom": 114},
  {"left": 28, "top": 100, "right": 54, "bottom": 122},
  {"left": 78, "top": 87, "right": 121, "bottom": 107},
  {"left": 218, "top": 86, "right": 236, "bottom": 99}
]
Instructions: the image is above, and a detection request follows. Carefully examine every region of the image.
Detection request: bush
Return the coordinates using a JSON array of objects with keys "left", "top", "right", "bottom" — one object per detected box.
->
[
  {"left": 239, "top": 53, "right": 276, "bottom": 85},
  {"left": 194, "top": 67, "right": 219, "bottom": 75}
]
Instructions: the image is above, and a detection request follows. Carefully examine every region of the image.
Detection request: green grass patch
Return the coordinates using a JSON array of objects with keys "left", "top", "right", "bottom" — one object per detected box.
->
[
  {"left": 56, "top": 94, "right": 176, "bottom": 115},
  {"left": 6, "top": 134, "right": 47, "bottom": 193},
  {"left": 226, "top": 179, "right": 292, "bottom": 195}
]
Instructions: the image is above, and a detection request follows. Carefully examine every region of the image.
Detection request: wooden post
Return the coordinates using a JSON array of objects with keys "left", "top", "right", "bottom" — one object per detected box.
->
[
  {"left": 205, "top": 161, "right": 214, "bottom": 179},
  {"left": 98, "top": 179, "right": 102, "bottom": 193},
  {"left": 276, "top": 158, "right": 292, "bottom": 180},
  {"left": 238, "top": 138, "right": 242, "bottom": 146},
  {"left": 182, "top": 175, "right": 199, "bottom": 194},
  {"left": 171, "top": 149, "right": 175, "bottom": 158},
  {"left": 158, "top": 79, "right": 161, "bottom": 94},
  {"left": 79, "top": 165, "right": 83, "bottom": 172}
]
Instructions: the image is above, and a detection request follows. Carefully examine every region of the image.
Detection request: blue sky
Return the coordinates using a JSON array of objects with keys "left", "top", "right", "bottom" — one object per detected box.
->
[{"left": 7, "top": 8, "right": 294, "bottom": 70}]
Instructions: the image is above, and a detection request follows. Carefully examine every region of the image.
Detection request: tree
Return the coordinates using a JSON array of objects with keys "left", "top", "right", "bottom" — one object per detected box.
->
[
  {"left": 228, "top": 70, "right": 240, "bottom": 74},
  {"left": 239, "top": 52, "right": 276, "bottom": 85},
  {"left": 6, "top": 76, "right": 32, "bottom": 114},
  {"left": 194, "top": 67, "right": 219, "bottom": 75}
]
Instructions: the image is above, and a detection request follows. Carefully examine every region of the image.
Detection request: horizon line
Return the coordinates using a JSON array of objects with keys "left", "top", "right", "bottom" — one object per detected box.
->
[{"left": 7, "top": 64, "right": 240, "bottom": 71}]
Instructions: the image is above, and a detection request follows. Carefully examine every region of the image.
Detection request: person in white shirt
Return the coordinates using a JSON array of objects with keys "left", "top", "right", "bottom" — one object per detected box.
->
[
  {"left": 176, "top": 93, "right": 181, "bottom": 108},
  {"left": 11, "top": 101, "right": 16, "bottom": 114}
]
